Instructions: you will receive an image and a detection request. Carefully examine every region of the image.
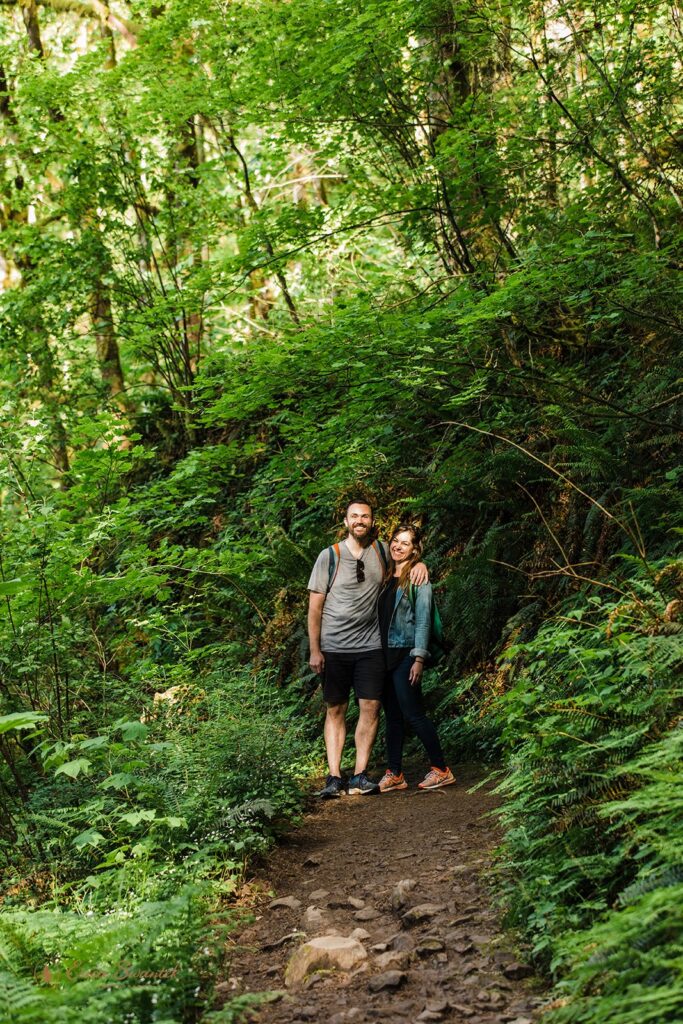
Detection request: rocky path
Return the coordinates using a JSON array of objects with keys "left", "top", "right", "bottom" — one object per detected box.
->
[{"left": 223, "top": 763, "right": 547, "bottom": 1024}]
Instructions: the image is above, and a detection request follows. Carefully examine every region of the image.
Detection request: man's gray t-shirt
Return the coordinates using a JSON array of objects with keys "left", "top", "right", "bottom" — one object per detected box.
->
[{"left": 307, "top": 539, "right": 389, "bottom": 652}]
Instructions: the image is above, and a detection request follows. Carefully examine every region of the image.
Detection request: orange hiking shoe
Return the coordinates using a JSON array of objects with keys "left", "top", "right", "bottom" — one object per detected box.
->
[
  {"left": 378, "top": 769, "right": 408, "bottom": 793},
  {"left": 418, "top": 766, "right": 456, "bottom": 790}
]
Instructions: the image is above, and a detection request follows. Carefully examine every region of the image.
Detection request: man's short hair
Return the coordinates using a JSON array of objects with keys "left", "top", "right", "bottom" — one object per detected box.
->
[{"left": 345, "top": 498, "right": 374, "bottom": 517}]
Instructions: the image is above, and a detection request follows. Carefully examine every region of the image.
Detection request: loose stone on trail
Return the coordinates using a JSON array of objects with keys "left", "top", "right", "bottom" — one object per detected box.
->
[
  {"left": 416, "top": 937, "right": 446, "bottom": 956},
  {"left": 309, "top": 888, "right": 330, "bottom": 902},
  {"left": 262, "top": 930, "right": 303, "bottom": 950},
  {"left": 353, "top": 907, "right": 381, "bottom": 921},
  {"left": 391, "top": 877, "right": 417, "bottom": 910},
  {"left": 285, "top": 935, "right": 368, "bottom": 988},
  {"left": 391, "top": 932, "right": 415, "bottom": 952},
  {"left": 374, "top": 949, "right": 411, "bottom": 970},
  {"left": 451, "top": 940, "right": 475, "bottom": 954},
  {"left": 329, "top": 1010, "right": 363, "bottom": 1024},
  {"left": 502, "top": 961, "right": 534, "bottom": 980},
  {"left": 328, "top": 895, "right": 365, "bottom": 910},
  {"left": 301, "top": 906, "right": 327, "bottom": 930},
  {"left": 368, "top": 969, "right": 408, "bottom": 992},
  {"left": 269, "top": 895, "right": 302, "bottom": 911},
  {"left": 401, "top": 902, "right": 446, "bottom": 925}
]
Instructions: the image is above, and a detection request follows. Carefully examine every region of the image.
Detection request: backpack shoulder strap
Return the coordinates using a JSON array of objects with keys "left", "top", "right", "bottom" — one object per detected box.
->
[
  {"left": 327, "top": 543, "right": 342, "bottom": 593},
  {"left": 372, "top": 539, "right": 389, "bottom": 573}
]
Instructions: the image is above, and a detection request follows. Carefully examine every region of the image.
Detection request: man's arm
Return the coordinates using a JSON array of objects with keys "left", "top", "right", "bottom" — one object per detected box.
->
[
  {"left": 308, "top": 591, "right": 326, "bottom": 674},
  {"left": 409, "top": 561, "right": 429, "bottom": 586}
]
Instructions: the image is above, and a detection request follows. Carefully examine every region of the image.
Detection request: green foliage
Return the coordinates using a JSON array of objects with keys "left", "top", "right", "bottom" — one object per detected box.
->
[
  {"left": 488, "top": 564, "right": 682, "bottom": 1020},
  {"left": 0, "top": 885, "right": 224, "bottom": 1023},
  {"left": 0, "top": 0, "right": 681, "bottom": 1021}
]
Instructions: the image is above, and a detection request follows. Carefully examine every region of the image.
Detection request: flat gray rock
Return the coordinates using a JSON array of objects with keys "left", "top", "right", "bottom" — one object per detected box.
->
[
  {"left": 354, "top": 907, "right": 381, "bottom": 921},
  {"left": 401, "top": 902, "right": 446, "bottom": 925},
  {"left": 368, "top": 969, "right": 408, "bottom": 992},
  {"left": 391, "top": 932, "right": 415, "bottom": 952},
  {"left": 309, "top": 888, "right": 330, "bottom": 902},
  {"left": 270, "top": 895, "right": 302, "bottom": 911},
  {"left": 374, "top": 949, "right": 411, "bottom": 970}
]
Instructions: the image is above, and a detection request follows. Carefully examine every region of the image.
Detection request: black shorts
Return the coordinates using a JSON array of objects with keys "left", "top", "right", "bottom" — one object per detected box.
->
[{"left": 322, "top": 649, "right": 385, "bottom": 705}]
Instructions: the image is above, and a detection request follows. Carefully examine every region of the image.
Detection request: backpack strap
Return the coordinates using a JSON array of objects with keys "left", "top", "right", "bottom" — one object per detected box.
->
[
  {"left": 326, "top": 543, "right": 342, "bottom": 593},
  {"left": 371, "top": 539, "right": 389, "bottom": 573}
]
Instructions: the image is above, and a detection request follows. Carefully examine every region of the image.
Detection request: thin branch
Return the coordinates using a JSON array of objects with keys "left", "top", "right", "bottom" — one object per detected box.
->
[{"left": 440, "top": 419, "right": 646, "bottom": 559}]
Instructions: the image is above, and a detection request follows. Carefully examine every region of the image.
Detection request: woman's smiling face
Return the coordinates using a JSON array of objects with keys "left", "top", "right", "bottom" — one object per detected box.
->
[{"left": 390, "top": 530, "right": 415, "bottom": 563}]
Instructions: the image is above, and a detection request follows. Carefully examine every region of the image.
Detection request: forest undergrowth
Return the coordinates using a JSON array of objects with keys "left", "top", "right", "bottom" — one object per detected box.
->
[{"left": 0, "top": 0, "right": 681, "bottom": 1021}]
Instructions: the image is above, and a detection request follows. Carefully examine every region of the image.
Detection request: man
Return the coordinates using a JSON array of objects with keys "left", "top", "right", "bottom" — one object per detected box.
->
[{"left": 307, "top": 500, "right": 428, "bottom": 798}]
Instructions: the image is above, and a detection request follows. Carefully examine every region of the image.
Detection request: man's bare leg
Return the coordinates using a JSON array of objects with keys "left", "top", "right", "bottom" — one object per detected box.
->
[
  {"left": 354, "top": 698, "right": 381, "bottom": 775},
  {"left": 325, "top": 702, "right": 348, "bottom": 777}
]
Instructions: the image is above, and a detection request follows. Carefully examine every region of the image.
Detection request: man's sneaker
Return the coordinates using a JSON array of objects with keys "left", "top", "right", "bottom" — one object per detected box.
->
[
  {"left": 378, "top": 769, "right": 408, "bottom": 793},
  {"left": 318, "top": 775, "right": 345, "bottom": 799},
  {"left": 418, "top": 766, "right": 456, "bottom": 790},
  {"left": 347, "top": 771, "right": 380, "bottom": 796}
]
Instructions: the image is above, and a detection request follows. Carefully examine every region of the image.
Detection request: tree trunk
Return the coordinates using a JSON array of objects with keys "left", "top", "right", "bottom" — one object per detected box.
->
[{"left": 90, "top": 285, "right": 128, "bottom": 414}]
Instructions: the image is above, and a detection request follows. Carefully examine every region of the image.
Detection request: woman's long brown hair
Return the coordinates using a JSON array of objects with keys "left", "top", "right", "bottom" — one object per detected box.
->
[{"left": 386, "top": 524, "right": 423, "bottom": 591}]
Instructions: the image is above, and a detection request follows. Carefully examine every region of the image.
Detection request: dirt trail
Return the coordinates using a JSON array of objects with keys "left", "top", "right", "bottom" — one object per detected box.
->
[{"left": 224, "top": 763, "right": 547, "bottom": 1024}]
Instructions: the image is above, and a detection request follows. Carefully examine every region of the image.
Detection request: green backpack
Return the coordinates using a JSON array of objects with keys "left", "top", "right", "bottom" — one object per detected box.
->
[{"left": 407, "top": 584, "right": 448, "bottom": 667}]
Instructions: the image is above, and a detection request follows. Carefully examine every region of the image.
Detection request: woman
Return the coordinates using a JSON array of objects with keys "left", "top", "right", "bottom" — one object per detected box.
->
[{"left": 377, "top": 525, "right": 455, "bottom": 792}]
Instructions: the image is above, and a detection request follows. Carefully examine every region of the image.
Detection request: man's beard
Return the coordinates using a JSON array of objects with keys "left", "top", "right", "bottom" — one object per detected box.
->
[{"left": 350, "top": 524, "right": 372, "bottom": 546}]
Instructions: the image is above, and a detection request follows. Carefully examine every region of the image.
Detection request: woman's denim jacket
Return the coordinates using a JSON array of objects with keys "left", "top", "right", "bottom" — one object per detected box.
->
[{"left": 383, "top": 581, "right": 432, "bottom": 660}]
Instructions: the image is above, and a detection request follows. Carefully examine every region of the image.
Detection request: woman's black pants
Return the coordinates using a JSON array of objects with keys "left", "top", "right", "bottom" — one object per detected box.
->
[{"left": 383, "top": 653, "right": 446, "bottom": 774}]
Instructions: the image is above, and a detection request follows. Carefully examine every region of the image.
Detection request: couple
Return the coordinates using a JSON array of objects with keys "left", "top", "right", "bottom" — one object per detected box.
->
[{"left": 307, "top": 499, "right": 455, "bottom": 798}]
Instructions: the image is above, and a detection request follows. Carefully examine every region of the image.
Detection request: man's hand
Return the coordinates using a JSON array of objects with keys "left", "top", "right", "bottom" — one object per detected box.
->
[
  {"left": 409, "top": 561, "right": 429, "bottom": 586},
  {"left": 308, "top": 591, "right": 326, "bottom": 675},
  {"left": 409, "top": 658, "right": 424, "bottom": 686},
  {"left": 310, "top": 650, "right": 325, "bottom": 675}
]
